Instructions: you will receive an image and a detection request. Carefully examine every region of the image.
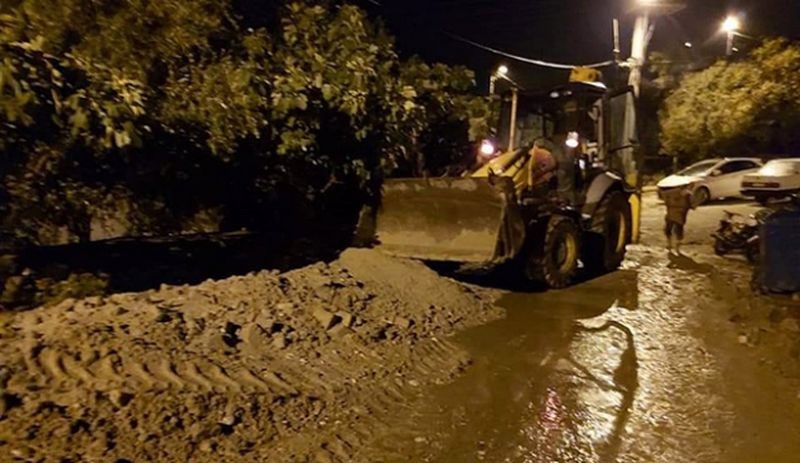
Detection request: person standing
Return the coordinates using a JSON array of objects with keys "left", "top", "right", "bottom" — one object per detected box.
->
[{"left": 661, "top": 181, "right": 695, "bottom": 254}]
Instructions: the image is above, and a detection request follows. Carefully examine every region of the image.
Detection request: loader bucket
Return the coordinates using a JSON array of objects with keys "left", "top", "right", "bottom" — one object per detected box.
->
[{"left": 373, "top": 177, "right": 525, "bottom": 263}]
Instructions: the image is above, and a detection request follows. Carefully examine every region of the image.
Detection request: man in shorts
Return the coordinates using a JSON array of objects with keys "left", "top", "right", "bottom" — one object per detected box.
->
[{"left": 660, "top": 181, "right": 695, "bottom": 254}]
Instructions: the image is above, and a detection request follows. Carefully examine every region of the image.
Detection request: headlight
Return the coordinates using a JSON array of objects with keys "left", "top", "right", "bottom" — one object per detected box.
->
[
  {"left": 565, "top": 131, "right": 580, "bottom": 149},
  {"left": 479, "top": 140, "right": 497, "bottom": 157}
]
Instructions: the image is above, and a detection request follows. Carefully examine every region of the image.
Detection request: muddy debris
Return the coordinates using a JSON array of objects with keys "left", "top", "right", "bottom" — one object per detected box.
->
[
  {"left": 779, "top": 318, "right": 800, "bottom": 334},
  {"left": 0, "top": 248, "right": 501, "bottom": 462}
]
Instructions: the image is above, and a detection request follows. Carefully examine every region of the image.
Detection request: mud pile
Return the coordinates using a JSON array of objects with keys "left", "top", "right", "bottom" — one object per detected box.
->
[{"left": 0, "top": 249, "right": 501, "bottom": 462}]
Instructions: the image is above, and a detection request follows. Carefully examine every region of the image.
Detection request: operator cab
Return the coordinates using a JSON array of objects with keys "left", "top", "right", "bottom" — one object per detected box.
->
[{"left": 475, "top": 82, "right": 640, "bottom": 198}]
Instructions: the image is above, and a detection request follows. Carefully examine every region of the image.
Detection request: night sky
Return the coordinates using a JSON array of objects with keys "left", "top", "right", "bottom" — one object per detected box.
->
[{"left": 357, "top": 0, "right": 800, "bottom": 90}]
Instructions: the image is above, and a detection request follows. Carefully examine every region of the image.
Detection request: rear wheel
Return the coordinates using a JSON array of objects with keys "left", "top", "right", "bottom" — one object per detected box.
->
[
  {"left": 584, "top": 191, "right": 631, "bottom": 274},
  {"left": 745, "top": 241, "right": 760, "bottom": 264},
  {"left": 713, "top": 239, "right": 729, "bottom": 256},
  {"left": 693, "top": 187, "right": 710, "bottom": 207},
  {"left": 526, "top": 216, "right": 581, "bottom": 289}
]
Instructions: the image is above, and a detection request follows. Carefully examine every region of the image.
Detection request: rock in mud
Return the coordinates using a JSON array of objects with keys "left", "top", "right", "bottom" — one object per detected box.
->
[
  {"left": 241, "top": 323, "right": 270, "bottom": 350},
  {"left": 779, "top": 318, "right": 800, "bottom": 334},
  {"left": 272, "top": 333, "right": 288, "bottom": 349},
  {"left": 313, "top": 308, "right": 342, "bottom": 331},
  {"left": 198, "top": 440, "right": 215, "bottom": 453},
  {"left": 769, "top": 307, "right": 789, "bottom": 323},
  {"left": 394, "top": 317, "right": 413, "bottom": 330},
  {"left": 336, "top": 311, "right": 354, "bottom": 328},
  {"left": 108, "top": 390, "right": 133, "bottom": 408},
  {"left": 314, "top": 449, "right": 335, "bottom": 463},
  {"left": 222, "top": 322, "right": 242, "bottom": 347}
]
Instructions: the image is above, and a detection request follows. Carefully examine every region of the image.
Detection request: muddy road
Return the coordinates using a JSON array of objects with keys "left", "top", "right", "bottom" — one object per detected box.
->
[
  {"left": 1, "top": 193, "right": 799, "bottom": 462},
  {"left": 355, "top": 193, "right": 800, "bottom": 462}
]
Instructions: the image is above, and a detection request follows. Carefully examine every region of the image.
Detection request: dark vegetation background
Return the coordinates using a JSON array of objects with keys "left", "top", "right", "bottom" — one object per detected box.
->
[{"left": 1, "top": 0, "right": 799, "bottom": 307}]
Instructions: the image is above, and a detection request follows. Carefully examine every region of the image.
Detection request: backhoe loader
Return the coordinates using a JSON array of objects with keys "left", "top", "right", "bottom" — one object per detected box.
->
[{"left": 358, "top": 78, "right": 642, "bottom": 288}]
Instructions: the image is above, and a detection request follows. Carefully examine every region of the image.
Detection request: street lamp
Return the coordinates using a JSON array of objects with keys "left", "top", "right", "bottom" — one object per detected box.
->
[
  {"left": 487, "top": 65, "right": 522, "bottom": 151},
  {"left": 722, "top": 15, "right": 742, "bottom": 56},
  {"left": 489, "top": 65, "right": 512, "bottom": 95},
  {"left": 722, "top": 16, "right": 741, "bottom": 33}
]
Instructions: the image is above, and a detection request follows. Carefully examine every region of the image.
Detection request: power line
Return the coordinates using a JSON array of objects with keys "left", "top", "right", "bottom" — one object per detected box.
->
[
  {"left": 359, "top": 0, "right": 617, "bottom": 70},
  {"left": 446, "top": 33, "right": 616, "bottom": 70}
]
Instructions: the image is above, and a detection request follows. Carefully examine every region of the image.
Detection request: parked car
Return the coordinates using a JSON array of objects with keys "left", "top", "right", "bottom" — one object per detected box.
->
[
  {"left": 741, "top": 158, "right": 800, "bottom": 203},
  {"left": 657, "top": 158, "right": 763, "bottom": 205}
]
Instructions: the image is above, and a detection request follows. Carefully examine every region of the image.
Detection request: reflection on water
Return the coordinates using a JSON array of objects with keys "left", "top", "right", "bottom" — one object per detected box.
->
[
  {"left": 365, "top": 271, "right": 642, "bottom": 462},
  {"left": 364, "top": 258, "right": 800, "bottom": 463}
]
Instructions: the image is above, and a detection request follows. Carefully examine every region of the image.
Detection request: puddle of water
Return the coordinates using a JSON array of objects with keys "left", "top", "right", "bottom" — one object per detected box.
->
[
  {"left": 364, "top": 254, "right": 800, "bottom": 463},
  {"left": 366, "top": 271, "right": 641, "bottom": 462}
]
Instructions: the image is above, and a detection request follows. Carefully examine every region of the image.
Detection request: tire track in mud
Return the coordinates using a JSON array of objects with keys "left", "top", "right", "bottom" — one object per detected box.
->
[
  {"left": 0, "top": 249, "right": 503, "bottom": 462},
  {"left": 18, "top": 335, "right": 470, "bottom": 462},
  {"left": 259, "top": 337, "right": 471, "bottom": 462},
  {"left": 24, "top": 343, "right": 295, "bottom": 397}
]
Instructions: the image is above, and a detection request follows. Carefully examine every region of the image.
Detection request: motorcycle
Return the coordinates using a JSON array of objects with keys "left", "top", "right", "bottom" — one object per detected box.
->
[{"left": 713, "top": 209, "right": 772, "bottom": 264}]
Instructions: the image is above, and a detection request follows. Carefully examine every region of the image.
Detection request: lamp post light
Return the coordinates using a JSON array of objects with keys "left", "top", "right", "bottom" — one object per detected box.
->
[
  {"left": 722, "top": 15, "right": 742, "bottom": 56},
  {"left": 488, "top": 65, "right": 522, "bottom": 151},
  {"left": 489, "top": 65, "right": 510, "bottom": 95}
]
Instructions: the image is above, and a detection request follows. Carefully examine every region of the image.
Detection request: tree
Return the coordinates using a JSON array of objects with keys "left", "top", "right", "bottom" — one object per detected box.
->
[
  {"left": 392, "top": 58, "right": 493, "bottom": 176},
  {"left": 0, "top": 43, "right": 145, "bottom": 242},
  {"left": 0, "top": 0, "right": 492, "bottom": 246},
  {"left": 660, "top": 39, "right": 800, "bottom": 164}
]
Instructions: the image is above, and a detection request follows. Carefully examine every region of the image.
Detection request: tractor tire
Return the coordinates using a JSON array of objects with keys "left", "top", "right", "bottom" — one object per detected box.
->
[
  {"left": 526, "top": 215, "right": 581, "bottom": 289},
  {"left": 583, "top": 191, "right": 631, "bottom": 275}
]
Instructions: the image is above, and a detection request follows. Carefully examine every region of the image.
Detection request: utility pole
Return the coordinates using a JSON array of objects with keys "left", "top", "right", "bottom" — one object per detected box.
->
[
  {"left": 726, "top": 32, "right": 735, "bottom": 56},
  {"left": 509, "top": 88, "right": 519, "bottom": 151},
  {"left": 489, "top": 65, "right": 522, "bottom": 151},
  {"left": 627, "top": 1, "right": 686, "bottom": 96},
  {"left": 628, "top": 13, "right": 651, "bottom": 98},
  {"left": 625, "top": 1, "right": 686, "bottom": 243}
]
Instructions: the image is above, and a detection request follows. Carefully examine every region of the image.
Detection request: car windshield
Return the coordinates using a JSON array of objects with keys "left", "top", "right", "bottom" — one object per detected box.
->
[
  {"left": 760, "top": 160, "right": 800, "bottom": 176},
  {"left": 678, "top": 160, "right": 718, "bottom": 176}
]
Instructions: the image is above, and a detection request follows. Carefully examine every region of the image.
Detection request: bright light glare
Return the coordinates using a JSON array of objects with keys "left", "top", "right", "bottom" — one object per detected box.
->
[
  {"left": 684, "top": 42, "right": 693, "bottom": 48},
  {"left": 638, "top": 0, "right": 657, "bottom": 5},
  {"left": 722, "top": 16, "right": 741, "bottom": 33},
  {"left": 565, "top": 132, "right": 580, "bottom": 149},
  {"left": 496, "top": 65, "right": 509, "bottom": 76},
  {"left": 480, "top": 140, "right": 496, "bottom": 157}
]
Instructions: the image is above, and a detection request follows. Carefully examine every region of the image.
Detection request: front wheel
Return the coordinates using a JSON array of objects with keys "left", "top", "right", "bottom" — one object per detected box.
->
[
  {"left": 526, "top": 215, "right": 581, "bottom": 289},
  {"left": 583, "top": 191, "right": 632, "bottom": 274},
  {"left": 693, "top": 187, "right": 710, "bottom": 207}
]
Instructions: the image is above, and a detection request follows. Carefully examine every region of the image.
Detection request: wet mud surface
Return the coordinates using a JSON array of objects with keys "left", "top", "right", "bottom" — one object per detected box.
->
[
  {"left": 355, "top": 194, "right": 800, "bottom": 462},
  {"left": 1, "top": 193, "right": 799, "bottom": 462}
]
